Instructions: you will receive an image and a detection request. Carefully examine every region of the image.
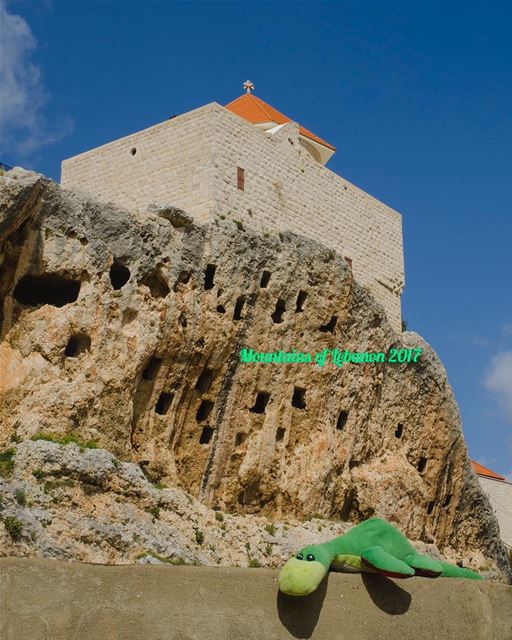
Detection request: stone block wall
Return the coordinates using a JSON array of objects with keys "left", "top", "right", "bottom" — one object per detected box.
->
[{"left": 61, "top": 103, "right": 404, "bottom": 329}]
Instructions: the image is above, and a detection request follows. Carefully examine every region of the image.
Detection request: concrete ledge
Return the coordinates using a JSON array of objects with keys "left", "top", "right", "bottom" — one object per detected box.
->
[{"left": 1, "top": 558, "right": 511, "bottom": 640}]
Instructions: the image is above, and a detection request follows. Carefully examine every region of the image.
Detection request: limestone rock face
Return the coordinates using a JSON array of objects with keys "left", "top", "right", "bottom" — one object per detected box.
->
[{"left": 0, "top": 169, "right": 510, "bottom": 581}]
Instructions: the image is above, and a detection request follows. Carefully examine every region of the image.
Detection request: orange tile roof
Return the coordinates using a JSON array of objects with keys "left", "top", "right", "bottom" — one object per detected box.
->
[
  {"left": 225, "top": 93, "right": 336, "bottom": 151},
  {"left": 471, "top": 460, "right": 506, "bottom": 481}
]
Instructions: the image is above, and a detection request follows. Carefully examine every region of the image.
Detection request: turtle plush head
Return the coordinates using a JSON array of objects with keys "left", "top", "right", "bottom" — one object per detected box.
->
[{"left": 278, "top": 544, "right": 330, "bottom": 596}]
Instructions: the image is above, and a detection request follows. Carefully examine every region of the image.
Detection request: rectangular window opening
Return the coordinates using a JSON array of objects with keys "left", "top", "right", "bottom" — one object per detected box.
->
[
  {"left": 336, "top": 410, "right": 348, "bottom": 431},
  {"left": 155, "top": 392, "right": 174, "bottom": 416},
  {"left": 200, "top": 426, "right": 214, "bottom": 445},
  {"left": 142, "top": 356, "right": 162, "bottom": 381},
  {"left": 291, "top": 386, "right": 307, "bottom": 410},
  {"left": 196, "top": 399, "right": 214, "bottom": 422},
  {"left": 237, "top": 167, "right": 245, "bottom": 191},
  {"left": 250, "top": 391, "right": 270, "bottom": 414},
  {"left": 204, "top": 264, "right": 216, "bottom": 290},
  {"left": 260, "top": 270, "right": 271, "bottom": 288}
]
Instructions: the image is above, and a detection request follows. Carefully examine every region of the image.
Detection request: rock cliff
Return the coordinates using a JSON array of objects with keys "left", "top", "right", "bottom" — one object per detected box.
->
[{"left": 0, "top": 168, "right": 509, "bottom": 580}]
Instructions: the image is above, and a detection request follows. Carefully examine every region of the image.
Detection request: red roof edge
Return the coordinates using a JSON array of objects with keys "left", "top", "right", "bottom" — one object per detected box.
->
[{"left": 471, "top": 460, "right": 506, "bottom": 481}]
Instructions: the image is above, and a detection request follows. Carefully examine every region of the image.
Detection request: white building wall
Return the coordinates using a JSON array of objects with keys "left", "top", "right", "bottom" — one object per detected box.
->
[
  {"left": 61, "top": 102, "right": 404, "bottom": 330},
  {"left": 479, "top": 476, "right": 512, "bottom": 549}
]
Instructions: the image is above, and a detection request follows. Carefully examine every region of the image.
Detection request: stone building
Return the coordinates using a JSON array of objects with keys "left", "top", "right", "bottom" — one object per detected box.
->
[
  {"left": 472, "top": 461, "right": 512, "bottom": 553},
  {"left": 61, "top": 83, "right": 405, "bottom": 330}
]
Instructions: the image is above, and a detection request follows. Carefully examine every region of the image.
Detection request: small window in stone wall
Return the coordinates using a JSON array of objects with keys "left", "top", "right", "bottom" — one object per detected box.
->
[
  {"left": 237, "top": 167, "right": 245, "bottom": 191},
  {"left": 417, "top": 457, "right": 427, "bottom": 473},
  {"left": 395, "top": 423, "right": 403, "bottom": 438}
]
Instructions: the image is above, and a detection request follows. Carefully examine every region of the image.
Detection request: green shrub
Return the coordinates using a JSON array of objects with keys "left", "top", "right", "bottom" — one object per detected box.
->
[
  {"left": 10, "top": 434, "right": 21, "bottom": 444},
  {"left": 14, "top": 488, "right": 26, "bottom": 506},
  {"left": 264, "top": 523, "right": 276, "bottom": 536},
  {"left": 248, "top": 557, "right": 262, "bottom": 568},
  {"left": 214, "top": 512, "right": 224, "bottom": 522},
  {"left": 0, "top": 449, "right": 15, "bottom": 478},
  {"left": 31, "top": 432, "right": 98, "bottom": 451},
  {"left": 4, "top": 516, "right": 23, "bottom": 540},
  {"left": 147, "top": 506, "right": 160, "bottom": 520},
  {"left": 135, "top": 551, "right": 187, "bottom": 565},
  {"left": 194, "top": 529, "right": 204, "bottom": 546},
  {"left": 234, "top": 219, "right": 245, "bottom": 231},
  {"left": 32, "top": 468, "right": 45, "bottom": 480},
  {"left": 264, "top": 543, "right": 273, "bottom": 557}
]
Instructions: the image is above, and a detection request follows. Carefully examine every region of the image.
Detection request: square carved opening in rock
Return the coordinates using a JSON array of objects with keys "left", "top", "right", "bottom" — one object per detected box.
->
[
  {"left": 196, "top": 399, "right": 214, "bottom": 422},
  {"left": 395, "top": 423, "right": 403, "bottom": 438},
  {"left": 233, "top": 296, "right": 246, "bottom": 321},
  {"left": 295, "top": 290, "right": 307, "bottom": 312},
  {"left": 336, "top": 410, "right": 348, "bottom": 431},
  {"left": 142, "top": 356, "right": 162, "bottom": 381},
  {"left": 291, "top": 386, "right": 307, "bottom": 409},
  {"left": 13, "top": 273, "right": 81, "bottom": 308},
  {"left": 204, "top": 264, "right": 216, "bottom": 290},
  {"left": 140, "top": 268, "right": 170, "bottom": 298},
  {"left": 155, "top": 392, "right": 173, "bottom": 415},
  {"left": 260, "top": 270, "right": 271, "bottom": 288},
  {"left": 442, "top": 494, "right": 452, "bottom": 508},
  {"left": 275, "top": 427, "right": 285, "bottom": 442},
  {"left": 427, "top": 500, "right": 435, "bottom": 514},
  {"left": 235, "top": 432, "right": 246, "bottom": 447},
  {"left": 109, "top": 261, "right": 131, "bottom": 290},
  {"left": 417, "top": 456, "right": 427, "bottom": 473},
  {"left": 250, "top": 391, "right": 270, "bottom": 414},
  {"left": 271, "top": 298, "right": 286, "bottom": 324},
  {"left": 195, "top": 367, "right": 215, "bottom": 393},
  {"left": 64, "top": 333, "right": 91, "bottom": 358},
  {"left": 199, "top": 426, "right": 214, "bottom": 445},
  {"left": 319, "top": 315, "right": 337, "bottom": 333}
]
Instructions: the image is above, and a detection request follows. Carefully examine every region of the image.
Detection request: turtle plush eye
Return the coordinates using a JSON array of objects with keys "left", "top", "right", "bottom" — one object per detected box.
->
[
  {"left": 306, "top": 554, "right": 315, "bottom": 562},
  {"left": 296, "top": 552, "right": 304, "bottom": 560}
]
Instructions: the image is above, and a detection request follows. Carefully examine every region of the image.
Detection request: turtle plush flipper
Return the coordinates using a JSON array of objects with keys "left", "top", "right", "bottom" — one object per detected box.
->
[
  {"left": 361, "top": 546, "right": 415, "bottom": 579},
  {"left": 405, "top": 552, "right": 443, "bottom": 577}
]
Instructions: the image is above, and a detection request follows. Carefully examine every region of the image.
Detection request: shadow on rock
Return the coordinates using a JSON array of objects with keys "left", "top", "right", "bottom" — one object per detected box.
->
[
  {"left": 361, "top": 573, "right": 412, "bottom": 615},
  {"left": 276, "top": 575, "right": 328, "bottom": 639}
]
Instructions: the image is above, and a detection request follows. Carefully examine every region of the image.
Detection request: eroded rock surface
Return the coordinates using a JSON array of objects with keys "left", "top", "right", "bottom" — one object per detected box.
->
[{"left": 0, "top": 169, "right": 510, "bottom": 580}]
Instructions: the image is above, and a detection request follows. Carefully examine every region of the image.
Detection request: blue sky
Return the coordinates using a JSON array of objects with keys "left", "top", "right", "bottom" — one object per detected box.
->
[{"left": 1, "top": 1, "right": 511, "bottom": 477}]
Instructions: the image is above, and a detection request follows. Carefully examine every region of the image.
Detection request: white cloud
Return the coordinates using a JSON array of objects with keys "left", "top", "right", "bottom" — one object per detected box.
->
[
  {"left": 483, "top": 351, "right": 512, "bottom": 423},
  {"left": 0, "top": 0, "right": 72, "bottom": 155},
  {"left": 503, "top": 323, "right": 512, "bottom": 336}
]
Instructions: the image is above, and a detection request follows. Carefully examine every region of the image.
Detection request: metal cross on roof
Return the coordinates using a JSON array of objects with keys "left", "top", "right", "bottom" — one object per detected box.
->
[{"left": 243, "top": 80, "right": 255, "bottom": 94}]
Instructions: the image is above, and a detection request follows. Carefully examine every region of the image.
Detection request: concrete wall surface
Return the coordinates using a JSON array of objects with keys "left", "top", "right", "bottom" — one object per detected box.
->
[{"left": 1, "top": 559, "right": 511, "bottom": 640}]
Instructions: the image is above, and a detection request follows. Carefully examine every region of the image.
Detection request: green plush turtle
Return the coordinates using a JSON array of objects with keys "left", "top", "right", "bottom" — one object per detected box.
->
[{"left": 278, "top": 518, "right": 482, "bottom": 596}]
